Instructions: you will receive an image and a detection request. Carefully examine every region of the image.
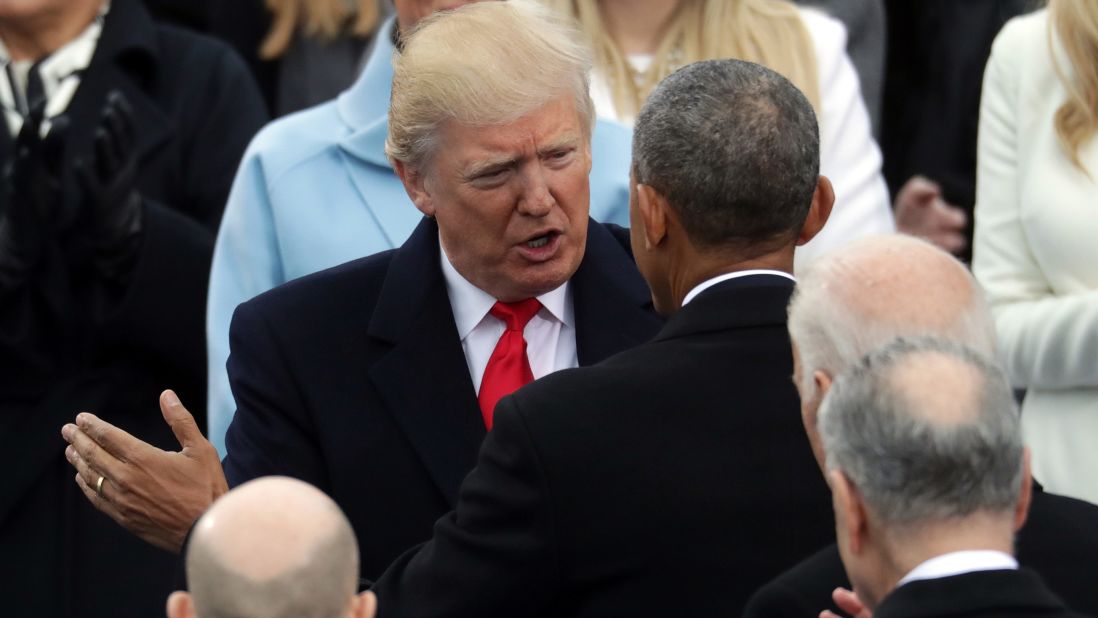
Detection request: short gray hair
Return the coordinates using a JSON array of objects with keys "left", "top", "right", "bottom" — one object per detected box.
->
[
  {"left": 819, "top": 337, "right": 1024, "bottom": 530},
  {"left": 787, "top": 235, "right": 997, "bottom": 397},
  {"left": 385, "top": 0, "right": 595, "bottom": 168},
  {"left": 632, "top": 58, "right": 819, "bottom": 251}
]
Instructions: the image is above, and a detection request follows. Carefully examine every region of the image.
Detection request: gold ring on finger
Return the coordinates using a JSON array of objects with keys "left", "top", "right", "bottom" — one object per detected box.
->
[{"left": 96, "top": 475, "right": 105, "bottom": 497}]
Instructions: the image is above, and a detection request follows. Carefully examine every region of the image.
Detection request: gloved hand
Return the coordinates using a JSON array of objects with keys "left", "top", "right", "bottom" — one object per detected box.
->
[
  {"left": 0, "top": 108, "right": 69, "bottom": 288},
  {"left": 76, "top": 90, "right": 143, "bottom": 281}
]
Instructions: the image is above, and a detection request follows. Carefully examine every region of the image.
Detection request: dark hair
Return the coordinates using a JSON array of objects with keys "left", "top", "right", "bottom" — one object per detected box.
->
[{"left": 632, "top": 58, "right": 820, "bottom": 251}]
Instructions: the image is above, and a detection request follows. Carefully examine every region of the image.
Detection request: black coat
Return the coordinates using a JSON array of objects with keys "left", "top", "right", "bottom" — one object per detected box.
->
[
  {"left": 370, "top": 275, "right": 835, "bottom": 617},
  {"left": 744, "top": 485, "right": 1098, "bottom": 617},
  {"left": 876, "top": 569, "right": 1089, "bottom": 618},
  {"left": 0, "top": 1, "right": 266, "bottom": 615},
  {"left": 221, "top": 217, "right": 663, "bottom": 582}
]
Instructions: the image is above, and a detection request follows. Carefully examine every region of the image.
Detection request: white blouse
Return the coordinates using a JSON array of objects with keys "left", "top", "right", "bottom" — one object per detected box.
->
[{"left": 973, "top": 10, "right": 1098, "bottom": 504}]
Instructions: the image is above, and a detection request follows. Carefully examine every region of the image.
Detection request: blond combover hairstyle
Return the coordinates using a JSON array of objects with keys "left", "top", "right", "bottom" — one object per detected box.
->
[
  {"left": 260, "top": 0, "right": 381, "bottom": 60},
  {"left": 1048, "top": 0, "right": 1098, "bottom": 173},
  {"left": 385, "top": 0, "right": 596, "bottom": 168},
  {"left": 545, "top": 0, "right": 819, "bottom": 122}
]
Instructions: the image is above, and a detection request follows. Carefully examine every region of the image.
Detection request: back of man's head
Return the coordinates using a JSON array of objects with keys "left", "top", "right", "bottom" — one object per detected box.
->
[
  {"left": 821, "top": 337, "right": 1024, "bottom": 528},
  {"left": 819, "top": 337, "right": 1028, "bottom": 607},
  {"left": 788, "top": 234, "right": 997, "bottom": 401},
  {"left": 169, "top": 477, "right": 369, "bottom": 618},
  {"left": 632, "top": 58, "right": 820, "bottom": 253}
]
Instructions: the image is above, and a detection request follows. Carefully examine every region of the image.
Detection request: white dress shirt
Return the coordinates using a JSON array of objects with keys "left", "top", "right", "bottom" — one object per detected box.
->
[
  {"left": 0, "top": 1, "right": 108, "bottom": 136},
  {"left": 897, "top": 550, "right": 1018, "bottom": 588},
  {"left": 439, "top": 239, "right": 578, "bottom": 394},
  {"left": 682, "top": 270, "right": 796, "bottom": 307}
]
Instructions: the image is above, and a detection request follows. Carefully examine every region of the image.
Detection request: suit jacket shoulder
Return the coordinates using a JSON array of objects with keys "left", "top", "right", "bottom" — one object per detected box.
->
[{"left": 875, "top": 569, "right": 1085, "bottom": 618}]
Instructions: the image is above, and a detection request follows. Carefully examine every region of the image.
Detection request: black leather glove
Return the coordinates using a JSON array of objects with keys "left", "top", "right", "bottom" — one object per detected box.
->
[
  {"left": 76, "top": 90, "right": 143, "bottom": 281},
  {"left": 0, "top": 109, "right": 68, "bottom": 288}
]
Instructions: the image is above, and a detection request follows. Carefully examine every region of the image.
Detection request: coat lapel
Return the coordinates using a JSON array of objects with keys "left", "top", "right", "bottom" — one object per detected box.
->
[
  {"left": 366, "top": 218, "right": 486, "bottom": 505},
  {"left": 64, "top": 0, "right": 172, "bottom": 169},
  {"left": 572, "top": 221, "right": 662, "bottom": 365}
]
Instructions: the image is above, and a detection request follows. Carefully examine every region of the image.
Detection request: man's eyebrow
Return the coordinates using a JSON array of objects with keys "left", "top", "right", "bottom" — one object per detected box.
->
[
  {"left": 537, "top": 135, "right": 580, "bottom": 155},
  {"left": 464, "top": 156, "right": 517, "bottom": 179}
]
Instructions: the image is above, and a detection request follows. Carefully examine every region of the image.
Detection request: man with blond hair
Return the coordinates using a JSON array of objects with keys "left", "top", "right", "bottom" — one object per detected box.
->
[
  {"left": 167, "top": 477, "right": 377, "bottom": 618},
  {"left": 63, "top": 0, "right": 660, "bottom": 584},
  {"left": 744, "top": 235, "right": 1098, "bottom": 616}
]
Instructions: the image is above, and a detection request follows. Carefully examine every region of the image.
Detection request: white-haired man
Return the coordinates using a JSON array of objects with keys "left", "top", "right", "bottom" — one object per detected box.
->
[
  {"left": 61, "top": 0, "right": 661, "bottom": 583},
  {"left": 818, "top": 337, "right": 1082, "bottom": 617},
  {"left": 167, "top": 477, "right": 377, "bottom": 618},
  {"left": 744, "top": 235, "right": 1098, "bottom": 617}
]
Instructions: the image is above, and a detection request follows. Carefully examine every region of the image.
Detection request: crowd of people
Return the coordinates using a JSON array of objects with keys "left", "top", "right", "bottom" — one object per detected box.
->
[{"left": 2, "top": 0, "right": 1097, "bottom": 616}]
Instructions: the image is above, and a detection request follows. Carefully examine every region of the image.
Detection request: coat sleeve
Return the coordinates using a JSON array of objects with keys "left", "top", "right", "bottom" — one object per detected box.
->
[
  {"left": 795, "top": 9, "right": 894, "bottom": 268},
  {"left": 971, "top": 20, "right": 1098, "bottom": 390},
  {"left": 220, "top": 298, "right": 330, "bottom": 487},
  {"left": 180, "top": 44, "right": 268, "bottom": 231},
  {"left": 371, "top": 394, "right": 559, "bottom": 618},
  {"left": 206, "top": 144, "right": 283, "bottom": 456}
]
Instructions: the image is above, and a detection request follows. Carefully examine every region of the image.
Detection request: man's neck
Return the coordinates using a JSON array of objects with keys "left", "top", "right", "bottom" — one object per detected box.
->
[
  {"left": 884, "top": 515, "right": 1015, "bottom": 590},
  {"left": 669, "top": 246, "right": 795, "bottom": 311},
  {"left": 0, "top": 0, "right": 102, "bottom": 62}
]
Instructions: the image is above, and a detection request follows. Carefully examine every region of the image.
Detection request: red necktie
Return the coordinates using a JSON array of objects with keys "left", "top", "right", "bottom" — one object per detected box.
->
[{"left": 478, "top": 298, "right": 542, "bottom": 429}]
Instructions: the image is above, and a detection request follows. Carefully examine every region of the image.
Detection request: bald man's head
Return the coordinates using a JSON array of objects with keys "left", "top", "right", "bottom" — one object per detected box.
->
[
  {"left": 789, "top": 235, "right": 996, "bottom": 403},
  {"left": 168, "top": 477, "right": 373, "bottom": 618}
]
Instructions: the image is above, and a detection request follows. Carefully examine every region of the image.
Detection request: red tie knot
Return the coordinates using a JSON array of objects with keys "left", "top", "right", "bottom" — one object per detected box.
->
[{"left": 490, "top": 298, "right": 542, "bottom": 332}]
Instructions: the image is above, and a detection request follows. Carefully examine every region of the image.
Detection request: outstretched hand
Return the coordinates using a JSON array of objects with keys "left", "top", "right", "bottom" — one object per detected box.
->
[{"left": 61, "top": 390, "right": 228, "bottom": 552}]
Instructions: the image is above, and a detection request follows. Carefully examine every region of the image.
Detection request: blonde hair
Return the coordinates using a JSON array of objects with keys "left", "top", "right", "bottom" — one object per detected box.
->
[
  {"left": 545, "top": 0, "right": 819, "bottom": 121},
  {"left": 259, "top": 0, "right": 381, "bottom": 60},
  {"left": 386, "top": 0, "right": 595, "bottom": 167},
  {"left": 1048, "top": 0, "right": 1098, "bottom": 173}
]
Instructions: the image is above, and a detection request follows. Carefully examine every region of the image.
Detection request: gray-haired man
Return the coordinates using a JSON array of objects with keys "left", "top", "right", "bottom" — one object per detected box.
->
[
  {"left": 745, "top": 235, "right": 1098, "bottom": 616},
  {"left": 820, "top": 337, "right": 1082, "bottom": 617}
]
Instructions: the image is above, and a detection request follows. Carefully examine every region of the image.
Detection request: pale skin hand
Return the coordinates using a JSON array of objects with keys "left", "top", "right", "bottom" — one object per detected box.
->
[
  {"left": 893, "top": 175, "right": 968, "bottom": 256},
  {"left": 821, "top": 587, "right": 872, "bottom": 618},
  {"left": 60, "top": 389, "right": 228, "bottom": 553}
]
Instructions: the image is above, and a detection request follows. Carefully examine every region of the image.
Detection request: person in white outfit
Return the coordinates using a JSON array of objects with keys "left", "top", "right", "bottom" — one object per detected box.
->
[
  {"left": 544, "top": 0, "right": 894, "bottom": 268},
  {"left": 973, "top": 1, "right": 1098, "bottom": 505}
]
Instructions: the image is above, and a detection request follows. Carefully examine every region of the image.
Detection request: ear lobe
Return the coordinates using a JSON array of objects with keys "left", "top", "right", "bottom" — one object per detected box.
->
[
  {"left": 1014, "top": 448, "right": 1034, "bottom": 531},
  {"left": 797, "top": 176, "right": 836, "bottom": 246},
  {"left": 393, "top": 160, "right": 435, "bottom": 217},
  {"left": 814, "top": 370, "right": 833, "bottom": 400},
  {"left": 636, "top": 183, "right": 669, "bottom": 251},
  {"left": 354, "top": 590, "right": 378, "bottom": 618},
  {"left": 829, "top": 469, "right": 868, "bottom": 555}
]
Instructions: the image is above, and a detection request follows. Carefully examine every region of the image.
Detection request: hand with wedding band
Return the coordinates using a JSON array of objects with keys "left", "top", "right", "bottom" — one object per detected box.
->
[{"left": 61, "top": 389, "right": 229, "bottom": 553}]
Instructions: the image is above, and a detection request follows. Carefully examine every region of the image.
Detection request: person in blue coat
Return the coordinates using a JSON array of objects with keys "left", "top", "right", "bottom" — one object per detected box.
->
[{"left": 205, "top": 2, "right": 635, "bottom": 455}]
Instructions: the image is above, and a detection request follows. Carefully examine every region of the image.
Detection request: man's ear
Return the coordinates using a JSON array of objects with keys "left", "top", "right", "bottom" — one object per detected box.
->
[
  {"left": 1014, "top": 448, "right": 1034, "bottom": 531},
  {"left": 797, "top": 176, "right": 836, "bottom": 246},
  {"left": 166, "top": 591, "right": 195, "bottom": 618},
  {"left": 351, "top": 590, "right": 378, "bottom": 618},
  {"left": 635, "top": 183, "right": 669, "bottom": 251},
  {"left": 814, "top": 370, "right": 833, "bottom": 401},
  {"left": 393, "top": 159, "right": 435, "bottom": 217},
  {"left": 829, "top": 469, "right": 868, "bottom": 555}
]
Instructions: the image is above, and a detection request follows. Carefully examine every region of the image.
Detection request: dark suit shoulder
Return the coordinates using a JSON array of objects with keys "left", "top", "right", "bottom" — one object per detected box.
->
[{"left": 744, "top": 543, "right": 846, "bottom": 618}]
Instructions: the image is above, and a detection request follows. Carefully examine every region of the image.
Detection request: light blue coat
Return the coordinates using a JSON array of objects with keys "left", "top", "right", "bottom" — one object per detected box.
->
[{"left": 206, "top": 19, "right": 635, "bottom": 454}]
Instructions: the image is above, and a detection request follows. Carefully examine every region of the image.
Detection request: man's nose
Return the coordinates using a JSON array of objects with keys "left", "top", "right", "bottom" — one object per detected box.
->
[{"left": 516, "top": 165, "right": 555, "bottom": 217}]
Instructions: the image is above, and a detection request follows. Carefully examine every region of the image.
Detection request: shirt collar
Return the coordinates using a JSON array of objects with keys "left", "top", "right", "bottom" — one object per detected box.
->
[
  {"left": 439, "top": 235, "right": 573, "bottom": 340},
  {"left": 682, "top": 270, "right": 795, "bottom": 306},
  {"left": 898, "top": 550, "right": 1018, "bottom": 588}
]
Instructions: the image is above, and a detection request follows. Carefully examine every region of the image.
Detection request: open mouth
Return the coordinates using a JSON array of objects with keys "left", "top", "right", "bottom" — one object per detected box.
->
[{"left": 526, "top": 233, "right": 554, "bottom": 249}]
